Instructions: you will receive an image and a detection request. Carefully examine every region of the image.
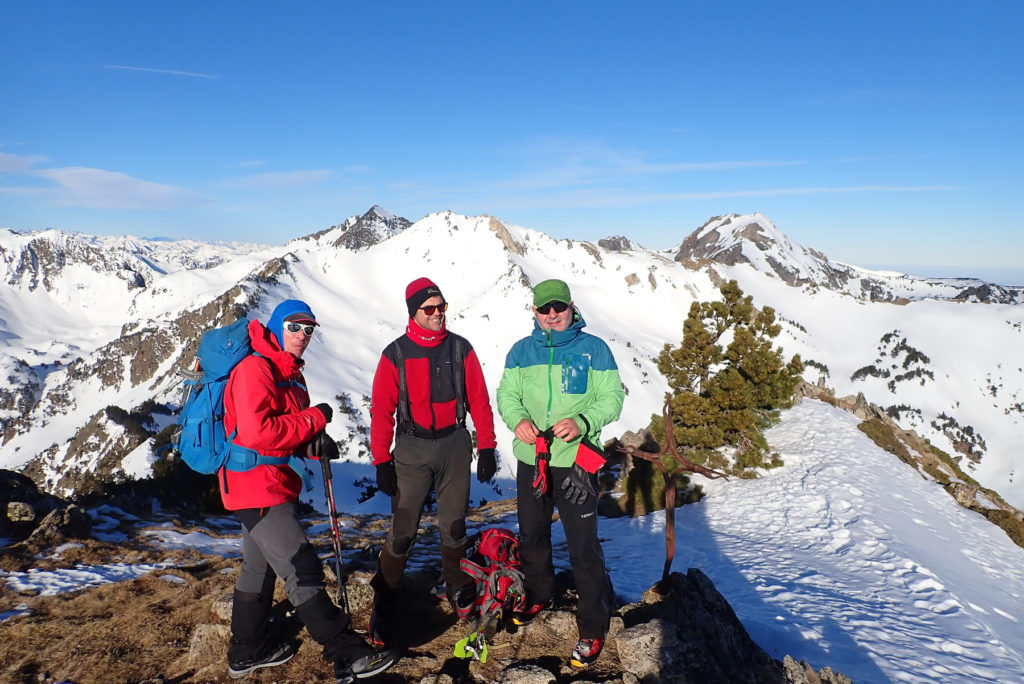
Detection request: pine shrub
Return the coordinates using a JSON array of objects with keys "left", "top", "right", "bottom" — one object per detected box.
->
[{"left": 653, "top": 280, "right": 803, "bottom": 477}]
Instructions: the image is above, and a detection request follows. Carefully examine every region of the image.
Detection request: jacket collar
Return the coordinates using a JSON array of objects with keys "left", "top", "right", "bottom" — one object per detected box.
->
[
  {"left": 531, "top": 310, "right": 586, "bottom": 347},
  {"left": 249, "top": 318, "right": 304, "bottom": 377}
]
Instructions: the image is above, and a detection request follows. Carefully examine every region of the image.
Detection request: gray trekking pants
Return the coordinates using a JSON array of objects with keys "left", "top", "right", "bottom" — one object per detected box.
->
[
  {"left": 383, "top": 427, "right": 473, "bottom": 588},
  {"left": 235, "top": 502, "right": 325, "bottom": 608}
]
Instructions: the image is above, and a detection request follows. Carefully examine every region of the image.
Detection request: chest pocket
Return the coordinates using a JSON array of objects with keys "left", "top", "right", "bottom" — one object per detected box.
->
[{"left": 561, "top": 353, "right": 591, "bottom": 394}]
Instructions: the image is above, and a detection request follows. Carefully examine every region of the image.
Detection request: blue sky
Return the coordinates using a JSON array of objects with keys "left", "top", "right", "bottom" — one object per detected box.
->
[{"left": 2, "top": 1, "right": 1022, "bottom": 282}]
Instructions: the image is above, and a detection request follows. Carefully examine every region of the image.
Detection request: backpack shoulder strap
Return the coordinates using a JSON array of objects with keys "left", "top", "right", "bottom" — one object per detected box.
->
[
  {"left": 451, "top": 334, "right": 467, "bottom": 426},
  {"left": 391, "top": 340, "right": 413, "bottom": 430}
]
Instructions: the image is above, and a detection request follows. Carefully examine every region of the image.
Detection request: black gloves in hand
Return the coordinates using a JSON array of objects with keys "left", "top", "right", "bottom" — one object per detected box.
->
[
  {"left": 561, "top": 463, "right": 597, "bottom": 506},
  {"left": 376, "top": 461, "right": 398, "bottom": 497},
  {"left": 476, "top": 448, "right": 497, "bottom": 482},
  {"left": 313, "top": 402, "right": 333, "bottom": 424},
  {"left": 316, "top": 432, "right": 340, "bottom": 460}
]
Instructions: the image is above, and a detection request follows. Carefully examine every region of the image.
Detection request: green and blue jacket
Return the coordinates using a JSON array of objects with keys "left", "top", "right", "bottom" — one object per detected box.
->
[{"left": 496, "top": 311, "right": 625, "bottom": 467}]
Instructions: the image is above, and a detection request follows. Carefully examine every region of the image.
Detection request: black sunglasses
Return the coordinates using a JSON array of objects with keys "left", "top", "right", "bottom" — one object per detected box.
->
[
  {"left": 419, "top": 302, "right": 449, "bottom": 315},
  {"left": 535, "top": 301, "right": 570, "bottom": 315},
  {"left": 285, "top": 322, "right": 316, "bottom": 336}
]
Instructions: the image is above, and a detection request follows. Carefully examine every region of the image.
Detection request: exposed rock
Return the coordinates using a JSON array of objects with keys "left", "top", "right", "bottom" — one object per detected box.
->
[
  {"left": 332, "top": 205, "right": 411, "bottom": 251},
  {"left": 949, "top": 481, "right": 980, "bottom": 508},
  {"left": 782, "top": 655, "right": 853, "bottom": 684},
  {"left": 615, "top": 618, "right": 688, "bottom": 681},
  {"left": 489, "top": 217, "right": 525, "bottom": 256},
  {"left": 210, "top": 592, "right": 233, "bottom": 621},
  {"left": 22, "top": 503, "right": 92, "bottom": 548},
  {"left": 599, "top": 235, "right": 633, "bottom": 251},
  {"left": 184, "top": 623, "right": 230, "bottom": 671},
  {"left": 0, "top": 468, "right": 63, "bottom": 540},
  {"left": 496, "top": 663, "right": 558, "bottom": 684},
  {"left": 622, "top": 569, "right": 784, "bottom": 683}
]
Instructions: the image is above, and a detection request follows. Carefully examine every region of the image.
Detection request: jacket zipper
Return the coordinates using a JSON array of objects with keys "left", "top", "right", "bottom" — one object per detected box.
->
[{"left": 545, "top": 329, "right": 554, "bottom": 429}]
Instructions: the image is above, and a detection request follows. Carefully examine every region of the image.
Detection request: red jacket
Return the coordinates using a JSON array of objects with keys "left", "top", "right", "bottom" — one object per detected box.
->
[
  {"left": 370, "top": 321, "right": 497, "bottom": 465},
  {"left": 219, "top": 318, "right": 328, "bottom": 510}
]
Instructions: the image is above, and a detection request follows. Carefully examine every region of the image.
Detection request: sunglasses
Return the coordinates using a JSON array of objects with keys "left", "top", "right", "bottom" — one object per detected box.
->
[
  {"left": 419, "top": 302, "right": 449, "bottom": 315},
  {"left": 285, "top": 322, "right": 316, "bottom": 336},
  {"left": 535, "top": 301, "right": 570, "bottom": 315}
]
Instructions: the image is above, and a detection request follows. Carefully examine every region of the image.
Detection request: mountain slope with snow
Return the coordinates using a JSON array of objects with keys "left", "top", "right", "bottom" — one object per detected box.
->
[
  {"left": 604, "top": 399, "right": 1024, "bottom": 683},
  {"left": 1, "top": 209, "right": 1023, "bottom": 513}
]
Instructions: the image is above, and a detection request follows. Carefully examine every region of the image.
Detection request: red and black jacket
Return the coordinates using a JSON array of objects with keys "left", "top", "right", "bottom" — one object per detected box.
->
[{"left": 370, "top": 321, "right": 497, "bottom": 465}]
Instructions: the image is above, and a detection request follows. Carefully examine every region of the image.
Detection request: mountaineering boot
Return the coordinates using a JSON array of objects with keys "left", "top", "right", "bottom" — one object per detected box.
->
[
  {"left": 447, "top": 581, "right": 477, "bottom": 620},
  {"left": 227, "top": 586, "right": 282, "bottom": 675},
  {"left": 570, "top": 636, "right": 605, "bottom": 667},
  {"left": 228, "top": 639, "right": 298, "bottom": 679},
  {"left": 294, "top": 590, "right": 373, "bottom": 664},
  {"left": 368, "top": 570, "right": 397, "bottom": 647},
  {"left": 511, "top": 600, "right": 548, "bottom": 626},
  {"left": 333, "top": 645, "right": 399, "bottom": 683}
]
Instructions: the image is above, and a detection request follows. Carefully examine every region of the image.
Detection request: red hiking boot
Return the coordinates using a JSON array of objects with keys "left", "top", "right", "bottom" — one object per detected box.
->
[
  {"left": 570, "top": 636, "right": 605, "bottom": 667},
  {"left": 511, "top": 601, "right": 547, "bottom": 626}
]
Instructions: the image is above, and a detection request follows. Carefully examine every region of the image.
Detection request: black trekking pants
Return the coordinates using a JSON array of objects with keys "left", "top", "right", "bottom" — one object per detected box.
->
[{"left": 515, "top": 459, "right": 610, "bottom": 640}]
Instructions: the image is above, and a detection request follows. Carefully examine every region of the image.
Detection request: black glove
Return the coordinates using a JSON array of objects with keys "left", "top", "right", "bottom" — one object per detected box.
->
[
  {"left": 310, "top": 431, "right": 339, "bottom": 460},
  {"left": 476, "top": 448, "right": 497, "bottom": 482},
  {"left": 560, "top": 463, "right": 597, "bottom": 506},
  {"left": 313, "top": 402, "right": 333, "bottom": 424},
  {"left": 376, "top": 461, "right": 398, "bottom": 497}
]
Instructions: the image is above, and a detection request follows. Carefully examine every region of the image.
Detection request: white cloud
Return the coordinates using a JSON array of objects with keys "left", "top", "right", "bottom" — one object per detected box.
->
[
  {"left": 0, "top": 152, "right": 48, "bottom": 174},
  {"left": 30, "top": 167, "right": 210, "bottom": 209}
]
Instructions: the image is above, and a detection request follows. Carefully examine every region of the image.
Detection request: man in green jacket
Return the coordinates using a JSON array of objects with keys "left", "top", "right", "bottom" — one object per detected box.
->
[{"left": 496, "top": 279, "right": 624, "bottom": 667}]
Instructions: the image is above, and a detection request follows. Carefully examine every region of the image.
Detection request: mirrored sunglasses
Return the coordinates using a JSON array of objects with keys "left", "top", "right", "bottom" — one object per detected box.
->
[
  {"left": 419, "top": 302, "right": 449, "bottom": 315},
  {"left": 535, "top": 301, "right": 570, "bottom": 315},
  {"left": 285, "top": 322, "right": 316, "bottom": 336}
]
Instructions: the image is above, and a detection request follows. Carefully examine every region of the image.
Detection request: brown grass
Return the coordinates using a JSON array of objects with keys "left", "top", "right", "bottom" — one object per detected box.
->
[{"left": 1, "top": 500, "right": 624, "bottom": 683}]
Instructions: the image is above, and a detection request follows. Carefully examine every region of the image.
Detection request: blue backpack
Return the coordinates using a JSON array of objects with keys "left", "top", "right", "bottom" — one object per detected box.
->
[{"left": 175, "top": 318, "right": 311, "bottom": 489}]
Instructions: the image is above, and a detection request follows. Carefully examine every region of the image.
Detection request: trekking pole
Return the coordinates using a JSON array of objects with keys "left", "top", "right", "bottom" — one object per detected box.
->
[{"left": 318, "top": 447, "right": 351, "bottom": 614}]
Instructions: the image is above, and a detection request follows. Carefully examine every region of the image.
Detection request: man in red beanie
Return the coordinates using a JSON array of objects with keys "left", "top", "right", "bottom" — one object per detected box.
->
[{"left": 368, "top": 277, "right": 498, "bottom": 647}]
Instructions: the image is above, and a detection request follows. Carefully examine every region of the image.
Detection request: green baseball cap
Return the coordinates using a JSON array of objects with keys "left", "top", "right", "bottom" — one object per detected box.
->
[{"left": 533, "top": 279, "right": 572, "bottom": 307}]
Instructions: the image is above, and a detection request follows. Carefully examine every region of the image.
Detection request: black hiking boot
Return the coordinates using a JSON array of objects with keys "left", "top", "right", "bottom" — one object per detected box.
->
[
  {"left": 446, "top": 582, "right": 477, "bottom": 620},
  {"left": 334, "top": 646, "right": 399, "bottom": 683},
  {"left": 227, "top": 639, "right": 297, "bottom": 679},
  {"left": 368, "top": 605, "right": 391, "bottom": 648},
  {"left": 368, "top": 571, "right": 397, "bottom": 647}
]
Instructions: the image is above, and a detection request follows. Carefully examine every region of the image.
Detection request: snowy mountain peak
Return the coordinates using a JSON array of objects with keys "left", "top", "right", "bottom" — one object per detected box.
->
[
  {"left": 327, "top": 205, "right": 411, "bottom": 251},
  {"left": 669, "top": 214, "right": 1024, "bottom": 304},
  {"left": 670, "top": 213, "right": 841, "bottom": 288}
]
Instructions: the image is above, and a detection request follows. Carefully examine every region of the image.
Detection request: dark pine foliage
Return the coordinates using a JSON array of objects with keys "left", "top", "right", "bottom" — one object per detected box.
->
[{"left": 652, "top": 280, "right": 804, "bottom": 473}]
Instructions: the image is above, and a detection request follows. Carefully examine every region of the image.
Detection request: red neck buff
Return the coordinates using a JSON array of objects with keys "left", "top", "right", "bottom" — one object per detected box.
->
[{"left": 406, "top": 318, "right": 447, "bottom": 347}]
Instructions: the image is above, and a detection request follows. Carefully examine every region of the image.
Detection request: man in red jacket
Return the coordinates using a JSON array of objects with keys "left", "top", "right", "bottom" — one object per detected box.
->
[
  {"left": 222, "top": 298, "right": 397, "bottom": 683},
  {"left": 368, "top": 278, "right": 498, "bottom": 646}
]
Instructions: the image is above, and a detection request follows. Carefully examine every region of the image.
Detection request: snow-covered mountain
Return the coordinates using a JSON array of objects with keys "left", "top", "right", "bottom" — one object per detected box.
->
[
  {"left": 2, "top": 209, "right": 1023, "bottom": 514},
  {"left": 670, "top": 213, "right": 1024, "bottom": 304}
]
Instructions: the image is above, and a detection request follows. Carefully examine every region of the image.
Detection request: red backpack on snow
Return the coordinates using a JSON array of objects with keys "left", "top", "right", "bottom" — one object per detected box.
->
[{"left": 459, "top": 528, "right": 528, "bottom": 620}]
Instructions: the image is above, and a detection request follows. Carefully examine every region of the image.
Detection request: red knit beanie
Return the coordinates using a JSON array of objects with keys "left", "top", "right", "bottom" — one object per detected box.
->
[{"left": 405, "top": 277, "right": 444, "bottom": 317}]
